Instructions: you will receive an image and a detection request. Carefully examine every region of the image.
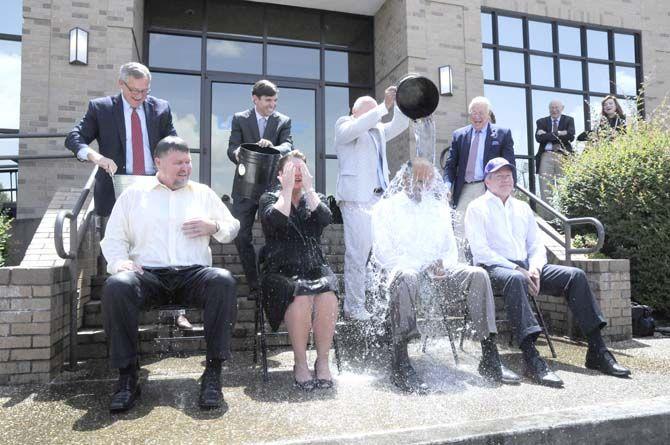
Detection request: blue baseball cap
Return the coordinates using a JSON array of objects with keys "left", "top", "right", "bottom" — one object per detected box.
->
[{"left": 484, "top": 157, "right": 516, "bottom": 177}]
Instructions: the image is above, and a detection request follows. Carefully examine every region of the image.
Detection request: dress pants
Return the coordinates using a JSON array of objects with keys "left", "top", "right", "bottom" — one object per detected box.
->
[
  {"left": 340, "top": 197, "right": 379, "bottom": 315},
  {"left": 485, "top": 260, "right": 606, "bottom": 346},
  {"left": 232, "top": 197, "right": 260, "bottom": 291},
  {"left": 101, "top": 265, "right": 237, "bottom": 369},
  {"left": 538, "top": 151, "right": 564, "bottom": 218},
  {"left": 385, "top": 265, "right": 498, "bottom": 345}
]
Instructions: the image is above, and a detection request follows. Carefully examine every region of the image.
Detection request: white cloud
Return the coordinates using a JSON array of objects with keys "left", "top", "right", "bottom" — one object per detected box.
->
[
  {"left": 207, "top": 40, "right": 244, "bottom": 59},
  {"left": 0, "top": 48, "right": 21, "bottom": 129}
]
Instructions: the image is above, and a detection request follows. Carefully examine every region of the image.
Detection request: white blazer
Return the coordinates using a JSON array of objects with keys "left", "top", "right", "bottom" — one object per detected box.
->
[{"left": 334, "top": 103, "right": 409, "bottom": 202}]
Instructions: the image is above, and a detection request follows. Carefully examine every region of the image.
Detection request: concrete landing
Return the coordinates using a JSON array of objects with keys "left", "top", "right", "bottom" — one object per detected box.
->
[{"left": 1, "top": 336, "right": 670, "bottom": 444}]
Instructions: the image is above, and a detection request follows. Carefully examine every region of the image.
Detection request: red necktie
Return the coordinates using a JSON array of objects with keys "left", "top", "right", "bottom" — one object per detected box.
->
[{"left": 131, "top": 108, "right": 145, "bottom": 175}]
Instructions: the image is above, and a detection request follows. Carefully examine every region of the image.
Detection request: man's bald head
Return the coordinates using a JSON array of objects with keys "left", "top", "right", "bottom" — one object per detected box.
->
[{"left": 352, "top": 96, "right": 377, "bottom": 118}]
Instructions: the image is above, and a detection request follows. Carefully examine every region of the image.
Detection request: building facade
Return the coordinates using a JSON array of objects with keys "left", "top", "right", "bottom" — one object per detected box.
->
[{"left": 13, "top": 0, "right": 670, "bottom": 219}]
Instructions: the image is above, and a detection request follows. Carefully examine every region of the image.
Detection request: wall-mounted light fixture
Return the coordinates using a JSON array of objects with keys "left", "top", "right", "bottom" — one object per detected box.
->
[
  {"left": 69, "top": 27, "right": 89, "bottom": 65},
  {"left": 439, "top": 65, "right": 453, "bottom": 96}
]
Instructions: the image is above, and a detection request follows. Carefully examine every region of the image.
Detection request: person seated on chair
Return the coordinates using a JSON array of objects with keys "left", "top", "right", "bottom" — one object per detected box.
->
[
  {"left": 100, "top": 135, "right": 240, "bottom": 413},
  {"left": 370, "top": 158, "right": 520, "bottom": 394},
  {"left": 464, "top": 157, "right": 631, "bottom": 388},
  {"left": 259, "top": 150, "right": 339, "bottom": 391}
]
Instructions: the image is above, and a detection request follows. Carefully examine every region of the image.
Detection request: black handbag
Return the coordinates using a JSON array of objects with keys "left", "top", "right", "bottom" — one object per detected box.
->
[{"left": 631, "top": 302, "right": 655, "bottom": 337}]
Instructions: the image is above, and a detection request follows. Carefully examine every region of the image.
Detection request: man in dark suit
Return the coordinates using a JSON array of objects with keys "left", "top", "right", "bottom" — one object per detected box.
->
[
  {"left": 444, "top": 96, "right": 515, "bottom": 250},
  {"left": 534, "top": 100, "right": 575, "bottom": 208},
  {"left": 227, "top": 80, "right": 293, "bottom": 298},
  {"left": 65, "top": 62, "right": 177, "bottom": 217}
]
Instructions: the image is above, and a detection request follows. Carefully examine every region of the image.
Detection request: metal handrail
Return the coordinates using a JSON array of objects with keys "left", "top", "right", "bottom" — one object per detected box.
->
[
  {"left": 515, "top": 184, "right": 605, "bottom": 261},
  {"left": 0, "top": 132, "right": 68, "bottom": 139},
  {"left": 54, "top": 165, "right": 99, "bottom": 371}
]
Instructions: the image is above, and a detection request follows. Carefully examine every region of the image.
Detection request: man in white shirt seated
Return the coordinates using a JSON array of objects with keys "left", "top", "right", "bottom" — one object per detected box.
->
[
  {"left": 100, "top": 136, "right": 240, "bottom": 412},
  {"left": 371, "top": 158, "right": 520, "bottom": 394},
  {"left": 465, "top": 157, "right": 631, "bottom": 388}
]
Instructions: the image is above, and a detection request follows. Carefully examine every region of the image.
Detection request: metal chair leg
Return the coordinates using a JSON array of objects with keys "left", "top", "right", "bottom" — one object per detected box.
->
[
  {"left": 528, "top": 293, "right": 557, "bottom": 359},
  {"left": 333, "top": 331, "right": 342, "bottom": 374},
  {"left": 253, "top": 296, "right": 259, "bottom": 365}
]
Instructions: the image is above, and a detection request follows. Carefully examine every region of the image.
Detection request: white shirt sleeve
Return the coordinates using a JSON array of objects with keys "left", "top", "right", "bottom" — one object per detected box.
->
[
  {"left": 100, "top": 191, "right": 132, "bottom": 274},
  {"left": 465, "top": 202, "right": 518, "bottom": 269},
  {"left": 77, "top": 146, "right": 93, "bottom": 161},
  {"left": 382, "top": 105, "right": 410, "bottom": 142},
  {"left": 334, "top": 103, "right": 389, "bottom": 145},
  {"left": 525, "top": 206, "right": 548, "bottom": 272},
  {"left": 207, "top": 188, "right": 240, "bottom": 244}
]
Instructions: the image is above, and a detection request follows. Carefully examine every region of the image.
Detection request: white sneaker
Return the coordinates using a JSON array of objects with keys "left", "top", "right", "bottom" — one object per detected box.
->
[{"left": 344, "top": 307, "right": 373, "bottom": 321}]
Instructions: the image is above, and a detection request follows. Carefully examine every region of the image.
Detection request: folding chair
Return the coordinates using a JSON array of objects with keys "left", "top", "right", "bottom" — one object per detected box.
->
[{"left": 253, "top": 246, "right": 342, "bottom": 382}]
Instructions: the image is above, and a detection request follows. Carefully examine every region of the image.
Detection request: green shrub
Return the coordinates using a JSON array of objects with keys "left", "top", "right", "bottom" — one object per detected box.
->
[
  {"left": 555, "top": 101, "right": 670, "bottom": 315},
  {"left": 0, "top": 211, "right": 11, "bottom": 267}
]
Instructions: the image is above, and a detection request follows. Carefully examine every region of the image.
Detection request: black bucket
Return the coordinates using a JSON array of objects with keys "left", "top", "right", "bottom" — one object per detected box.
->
[
  {"left": 396, "top": 74, "right": 440, "bottom": 120},
  {"left": 232, "top": 143, "right": 282, "bottom": 199}
]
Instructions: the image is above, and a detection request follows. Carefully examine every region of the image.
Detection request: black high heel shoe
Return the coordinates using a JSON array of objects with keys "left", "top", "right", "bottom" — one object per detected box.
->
[
  {"left": 314, "top": 359, "right": 334, "bottom": 390},
  {"left": 293, "top": 366, "right": 315, "bottom": 392}
]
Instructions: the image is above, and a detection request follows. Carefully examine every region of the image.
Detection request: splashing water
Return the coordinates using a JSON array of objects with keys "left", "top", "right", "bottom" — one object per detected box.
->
[{"left": 414, "top": 116, "right": 436, "bottom": 164}]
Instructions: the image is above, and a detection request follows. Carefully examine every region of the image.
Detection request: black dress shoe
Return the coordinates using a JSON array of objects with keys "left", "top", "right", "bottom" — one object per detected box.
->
[
  {"left": 478, "top": 359, "right": 521, "bottom": 385},
  {"left": 110, "top": 373, "right": 141, "bottom": 413},
  {"left": 199, "top": 366, "right": 223, "bottom": 409},
  {"left": 524, "top": 355, "right": 564, "bottom": 388},
  {"left": 390, "top": 363, "right": 429, "bottom": 395},
  {"left": 585, "top": 348, "right": 631, "bottom": 377}
]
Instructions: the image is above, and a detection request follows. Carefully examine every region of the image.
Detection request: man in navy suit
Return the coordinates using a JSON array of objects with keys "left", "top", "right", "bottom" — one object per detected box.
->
[
  {"left": 65, "top": 62, "right": 177, "bottom": 217},
  {"left": 227, "top": 80, "right": 293, "bottom": 299},
  {"left": 444, "top": 96, "right": 515, "bottom": 248},
  {"left": 534, "top": 99, "right": 575, "bottom": 209}
]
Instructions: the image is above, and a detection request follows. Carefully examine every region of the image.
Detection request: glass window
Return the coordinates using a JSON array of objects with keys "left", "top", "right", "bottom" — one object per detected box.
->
[
  {"left": 325, "top": 51, "right": 371, "bottom": 84},
  {"left": 326, "top": 158, "right": 339, "bottom": 197},
  {"left": 267, "top": 7, "right": 320, "bottom": 43},
  {"left": 147, "top": 0, "right": 203, "bottom": 31},
  {"left": 483, "top": 48, "right": 494, "bottom": 80},
  {"left": 483, "top": 84, "right": 528, "bottom": 156},
  {"left": 498, "top": 16, "right": 523, "bottom": 48},
  {"left": 620, "top": 98, "right": 638, "bottom": 120},
  {"left": 150, "top": 73, "right": 201, "bottom": 151},
  {"left": 207, "top": 0, "right": 263, "bottom": 37},
  {"left": 149, "top": 34, "right": 201, "bottom": 71},
  {"left": 267, "top": 44, "right": 320, "bottom": 79},
  {"left": 0, "top": 40, "right": 21, "bottom": 129},
  {"left": 0, "top": 0, "right": 22, "bottom": 35},
  {"left": 615, "top": 33, "right": 635, "bottom": 63},
  {"left": 529, "top": 21, "right": 552, "bottom": 52},
  {"left": 587, "top": 95, "right": 606, "bottom": 127},
  {"left": 559, "top": 59, "right": 583, "bottom": 90},
  {"left": 615, "top": 66, "right": 637, "bottom": 96},
  {"left": 207, "top": 39, "right": 262, "bottom": 74},
  {"left": 588, "top": 62, "right": 611, "bottom": 93},
  {"left": 558, "top": 25, "right": 581, "bottom": 56},
  {"left": 499, "top": 51, "right": 525, "bottom": 83},
  {"left": 587, "top": 29, "right": 609, "bottom": 59},
  {"left": 481, "top": 13, "right": 492, "bottom": 45},
  {"left": 324, "top": 14, "right": 371, "bottom": 50},
  {"left": 530, "top": 55, "right": 554, "bottom": 87}
]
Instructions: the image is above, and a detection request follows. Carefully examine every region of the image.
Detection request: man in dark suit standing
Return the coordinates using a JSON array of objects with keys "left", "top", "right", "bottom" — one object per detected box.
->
[
  {"left": 534, "top": 99, "right": 575, "bottom": 208},
  {"left": 227, "top": 80, "right": 293, "bottom": 299},
  {"left": 65, "top": 62, "right": 177, "bottom": 217},
  {"left": 444, "top": 96, "right": 515, "bottom": 252}
]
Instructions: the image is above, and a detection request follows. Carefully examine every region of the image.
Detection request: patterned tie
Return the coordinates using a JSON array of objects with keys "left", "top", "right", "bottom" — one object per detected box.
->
[
  {"left": 552, "top": 119, "right": 558, "bottom": 133},
  {"left": 259, "top": 117, "right": 267, "bottom": 138},
  {"left": 464, "top": 130, "right": 480, "bottom": 183},
  {"left": 131, "top": 108, "right": 145, "bottom": 175}
]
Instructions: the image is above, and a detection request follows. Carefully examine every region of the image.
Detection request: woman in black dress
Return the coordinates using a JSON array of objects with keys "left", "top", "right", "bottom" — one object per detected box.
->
[
  {"left": 599, "top": 95, "right": 627, "bottom": 133},
  {"left": 259, "top": 150, "right": 338, "bottom": 391}
]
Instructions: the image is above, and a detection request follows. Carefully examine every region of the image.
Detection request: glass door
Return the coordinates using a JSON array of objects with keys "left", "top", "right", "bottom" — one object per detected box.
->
[{"left": 208, "top": 80, "right": 318, "bottom": 198}]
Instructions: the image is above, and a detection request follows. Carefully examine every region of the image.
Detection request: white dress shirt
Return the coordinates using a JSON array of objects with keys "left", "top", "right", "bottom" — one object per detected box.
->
[
  {"left": 77, "top": 96, "right": 154, "bottom": 175},
  {"left": 372, "top": 192, "right": 458, "bottom": 273},
  {"left": 101, "top": 176, "right": 240, "bottom": 274},
  {"left": 465, "top": 190, "right": 547, "bottom": 271}
]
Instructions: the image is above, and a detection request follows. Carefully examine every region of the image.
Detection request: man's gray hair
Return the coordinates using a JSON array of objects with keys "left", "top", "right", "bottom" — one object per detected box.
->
[
  {"left": 468, "top": 96, "right": 491, "bottom": 114},
  {"left": 352, "top": 95, "right": 377, "bottom": 113},
  {"left": 119, "top": 62, "right": 152, "bottom": 83}
]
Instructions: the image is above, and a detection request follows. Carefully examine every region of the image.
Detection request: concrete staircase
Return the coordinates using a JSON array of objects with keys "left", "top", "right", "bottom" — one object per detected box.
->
[{"left": 75, "top": 223, "right": 345, "bottom": 360}]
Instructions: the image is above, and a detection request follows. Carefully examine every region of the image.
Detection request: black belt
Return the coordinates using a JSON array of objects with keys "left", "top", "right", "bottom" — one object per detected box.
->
[
  {"left": 373, "top": 187, "right": 384, "bottom": 195},
  {"left": 465, "top": 180, "right": 484, "bottom": 184}
]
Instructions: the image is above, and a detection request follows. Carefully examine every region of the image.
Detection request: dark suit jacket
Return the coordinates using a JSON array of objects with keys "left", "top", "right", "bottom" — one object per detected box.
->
[
  {"left": 65, "top": 94, "right": 176, "bottom": 216},
  {"left": 226, "top": 108, "right": 293, "bottom": 200},
  {"left": 534, "top": 114, "right": 575, "bottom": 173},
  {"left": 444, "top": 124, "right": 515, "bottom": 207}
]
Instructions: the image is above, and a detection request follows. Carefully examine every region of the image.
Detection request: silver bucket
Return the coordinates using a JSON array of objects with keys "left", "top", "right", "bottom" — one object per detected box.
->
[{"left": 112, "top": 174, "right": 156, "bottom": 199}]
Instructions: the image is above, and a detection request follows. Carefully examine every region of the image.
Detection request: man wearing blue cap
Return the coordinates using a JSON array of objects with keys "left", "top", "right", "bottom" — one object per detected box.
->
[{"left": 464, "top": 157, "right": 630, "bottom": 388}]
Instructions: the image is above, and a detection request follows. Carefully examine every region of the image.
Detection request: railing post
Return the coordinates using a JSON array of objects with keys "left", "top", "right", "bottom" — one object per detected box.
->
[
  {"left": 564, "top": 224, "right": 572, "bottom": 262},
  {"left": 66, "top": 215, "right": 79, "bottom": 371}
]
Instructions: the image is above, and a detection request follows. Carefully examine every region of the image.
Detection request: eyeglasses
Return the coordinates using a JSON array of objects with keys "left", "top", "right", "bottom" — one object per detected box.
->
[{"left": 121, "top": 80, "right": 151, "bottom": 96}]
